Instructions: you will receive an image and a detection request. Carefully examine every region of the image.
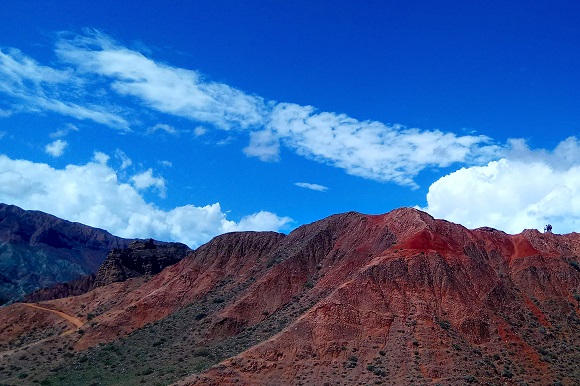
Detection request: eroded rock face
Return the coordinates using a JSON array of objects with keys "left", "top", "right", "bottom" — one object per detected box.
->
[
  {"left": 2, "top": 208, "right": 580, "bottom": 386},
  {"left": 182, "top": 209, "right": 580, "bottom": 386},
  {"left": 24, "top": 239, "right": 191, "bottom": 302},
  {"left": 92, "top": 239, "right": 191, "bottom": 287}
]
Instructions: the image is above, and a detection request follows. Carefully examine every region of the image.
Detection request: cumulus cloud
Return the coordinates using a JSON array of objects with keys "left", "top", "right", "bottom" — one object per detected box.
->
[
  {"left": 45, "top": 139, "right": 68, "bottom": 157},
  {"left": 0, "top": 154, "right": 292, "bottom": 247},
  {"left": 130, "top": 169, "right": 167, "bottom": 198},
  {"left": 93, "top": 151, "right": 110, "bottom": 165},
  {"left": 294, "top": 182, "right": 328, "bottom": 192},
  {"left": 223, "top": 211, "right": 294, "bottom": 232},
  {"left": 423, "top": 137, "right": 580, "bottom": 234}
]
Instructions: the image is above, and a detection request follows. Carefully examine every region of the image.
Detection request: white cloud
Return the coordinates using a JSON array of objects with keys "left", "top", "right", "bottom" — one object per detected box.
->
[
  {"left": 216, "top": 135, "right": 235, "bottom": 146},
  {"left": 243, "top": 129, "right": 280, "bottom": 162},
  {"left": 0, "top": 154, "right": 292, "bottom": 248},
  {"left": 0, "top": 48, "right": 128, "bottom": 129},
  {"left": 130, "top": 169, "right": 167, "bottom": 198},
  {"left": 93, "top": 151, "right": 110, "bottom": 165},
  {"left": 264, "top": 103, "right": 500, "bottom": 188},
  {"left": 55, "top": 31, "right": 267, "bottom": 131},
  {"left": 159, "top": 160, "right": 173, "bottom": 167},
  {"left": 422, "top": 137, "right": 580, "bottom": 234},
  {"left": 294, "top": 182, "right": 328, "bottom": 192},
  {"left": 147, "top": 123, "right": 177, "bottom": 135},
  {"left": 114, "top": 149, "right": 133, "bottom": 170},
  {"left": 45, "top": 139, "right": 68, "bottom": 157},
  {"left": 223, "top": 211, "right": 293, "bottom": 232},
  {"left": 1, "top": 31, "right": 504, "bottom": 188},
  {"left": 194, "top": 126, "right": 207, "bottom": 137},
  {"left": 0, "top": 48, "right": 71, "bottom": 85},
  {"left": 50, "top": 123, "right": 79, "bottom": 138},
  {"left": 506, "top": 137, "right": 580, "bottom": 171}
]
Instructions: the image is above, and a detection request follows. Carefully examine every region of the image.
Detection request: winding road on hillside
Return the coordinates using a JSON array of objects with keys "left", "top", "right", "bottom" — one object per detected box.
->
[
  {"left": 22, "top": 303, "right": 84, "bottom": 333},
  {"left": 0, "top": 304, "right": 85, "bottom": 357}
]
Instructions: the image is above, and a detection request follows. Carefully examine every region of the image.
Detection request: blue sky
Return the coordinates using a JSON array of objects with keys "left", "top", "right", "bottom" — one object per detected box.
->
[{"left": 1, "top": 1, "right": 580, "bottom": 246}]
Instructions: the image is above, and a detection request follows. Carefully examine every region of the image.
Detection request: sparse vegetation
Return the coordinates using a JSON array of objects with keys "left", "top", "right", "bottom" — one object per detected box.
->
[{"left": 438, "top": 320, "right": 452, "bottom": 330}]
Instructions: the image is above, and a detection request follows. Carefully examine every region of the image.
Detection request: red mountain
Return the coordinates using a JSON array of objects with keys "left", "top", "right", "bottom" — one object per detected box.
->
[{"left": 1, "top": 208, "right": 579, "bottom": 386}]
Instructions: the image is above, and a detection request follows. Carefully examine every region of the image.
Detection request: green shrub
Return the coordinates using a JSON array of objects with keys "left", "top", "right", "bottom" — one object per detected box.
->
[{"left": 465, "top": 375, "right": 476, "bottom": 383}]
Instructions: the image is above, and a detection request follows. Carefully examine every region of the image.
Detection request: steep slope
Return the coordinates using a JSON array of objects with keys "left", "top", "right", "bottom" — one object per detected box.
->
[
  {"left": 183, "top": 209, "right": 580, "bottom": 386},
  {"left": 1, "top": 208, "right": 579, "bottom": 386},
  {"left": 0, "top": 203, "right": 132, "bottom": 304}
]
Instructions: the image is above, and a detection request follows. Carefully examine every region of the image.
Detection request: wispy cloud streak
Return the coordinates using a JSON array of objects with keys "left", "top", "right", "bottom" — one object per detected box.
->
[
  {"left": 55, "top": 31, "right": 268, "bottom": 131},
  {"left": 0, "top": 48, "right": 128, "bottom": 129},
  {"left": 295, "top": 182, "right": 329, "bottom": 192},
  {"left": 0, "top": 30, "right": 502, "bottom": 188}
]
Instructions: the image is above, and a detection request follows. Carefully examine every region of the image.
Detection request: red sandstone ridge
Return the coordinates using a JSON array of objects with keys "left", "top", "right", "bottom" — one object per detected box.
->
[
  {"left": 1, "top": 208, "right": 580, "bottom": 386},
  {"left": 180, "top": 209, "right": 580, "bottom": 386}
]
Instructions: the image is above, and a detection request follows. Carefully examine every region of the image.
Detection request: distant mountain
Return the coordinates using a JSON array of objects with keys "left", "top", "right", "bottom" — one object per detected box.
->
[
  {"left": 0, "top": 203, "right": 131, "bottom": 304},
  {"left": 1, "top": 208, "right": 580, "bottom": 386},
  {"left": 23, "top": 238, "right": 191, "bottom": 302}
]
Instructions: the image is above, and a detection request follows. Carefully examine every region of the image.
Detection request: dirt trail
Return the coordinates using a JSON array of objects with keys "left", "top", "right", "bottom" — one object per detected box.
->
[
  {"left": 22, "top": 303, "right": 84, "bottom": 329},
  {"left": 0, "top": 304, "right": 85, "bottom": 357}
]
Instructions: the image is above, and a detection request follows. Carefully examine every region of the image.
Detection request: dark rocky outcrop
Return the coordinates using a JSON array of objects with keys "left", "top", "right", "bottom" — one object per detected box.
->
[
  {"left": 24, "top": 239, "right": 191, "bottom": 302},
  {"left": 92, "top": 239, "right": 191, "bottom": 287}
]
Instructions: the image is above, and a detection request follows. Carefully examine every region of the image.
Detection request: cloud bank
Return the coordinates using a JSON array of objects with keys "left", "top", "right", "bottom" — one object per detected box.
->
[
  {"left": 0, "top": 154, "right": 292, "bottom": 247},
  {"left": 423, "top": 137, "right": 580, "bottom": 234},
  {"left": 0, "top": 30, "right": 501, "bottom": 188},
  {"left": 3, "top": 30, "right": 576, "bottom": 236}
]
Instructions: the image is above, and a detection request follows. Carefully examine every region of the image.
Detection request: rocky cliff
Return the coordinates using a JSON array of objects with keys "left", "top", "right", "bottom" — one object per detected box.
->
[{"left": 1, "top": 208, "right": 580, "bottom": 386}]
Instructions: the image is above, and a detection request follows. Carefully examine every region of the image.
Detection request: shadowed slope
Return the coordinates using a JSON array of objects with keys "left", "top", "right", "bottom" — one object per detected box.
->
[{"left": 0, "top": 203, "right": 131, "bottom": 304}]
